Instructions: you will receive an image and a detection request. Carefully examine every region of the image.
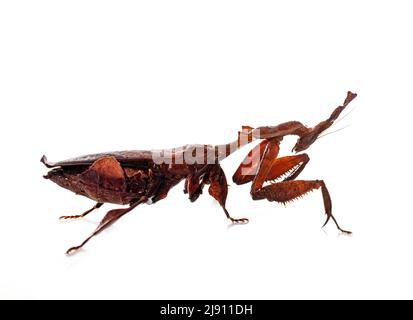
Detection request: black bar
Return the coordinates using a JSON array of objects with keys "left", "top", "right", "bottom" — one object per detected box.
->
[{"left": 0, "top": 300, "right": 404, "bottom": 319}]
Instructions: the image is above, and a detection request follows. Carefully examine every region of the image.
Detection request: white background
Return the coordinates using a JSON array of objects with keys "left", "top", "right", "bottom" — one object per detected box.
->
[{"left": 0, "top": 1, "right": 412, "bottom": 299}]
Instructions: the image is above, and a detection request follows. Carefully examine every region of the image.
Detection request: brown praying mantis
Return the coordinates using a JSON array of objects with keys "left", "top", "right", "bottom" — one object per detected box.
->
[{"left": 42, "top": 91, "right": 357, "bottom": 254}]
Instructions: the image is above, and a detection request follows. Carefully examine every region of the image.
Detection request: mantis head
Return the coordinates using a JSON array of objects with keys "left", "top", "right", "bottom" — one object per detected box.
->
[{"left": 292, "top": 91, "right": 357, "bottom": 153}]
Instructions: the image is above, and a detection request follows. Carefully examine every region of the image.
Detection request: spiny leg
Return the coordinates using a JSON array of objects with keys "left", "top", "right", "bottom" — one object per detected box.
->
[
  {"left": 208, "top": 165, "right": 249, "bottom": 224},
  {"left": 252, "top": 179, "right": 350, "bottom": 233},
  {"left": 233, "top": 146, "right": 309, "bottom": 185},
  {"left": 266, "top": 154, "right": 310, "bottom": 182},
  {"left": 250, "top": 139, "right": 350, "bottom": 233},
  {"left": 66, "top": 198, "right": 146, "bottom": 255},
  {"left": 59, "top": 203, "right": 103, "bottom": 220}
]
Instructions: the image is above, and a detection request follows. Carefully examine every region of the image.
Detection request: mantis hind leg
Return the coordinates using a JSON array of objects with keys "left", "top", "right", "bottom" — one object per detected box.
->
[
  {"left": 59, "top": 203, "right": 103, "bottom": 220},
  {"left": 66, "top": 197, "right": 146, "bottom": 255},
  {"left": 252, "top": 179, "right": 351, "bottom": 234}
]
